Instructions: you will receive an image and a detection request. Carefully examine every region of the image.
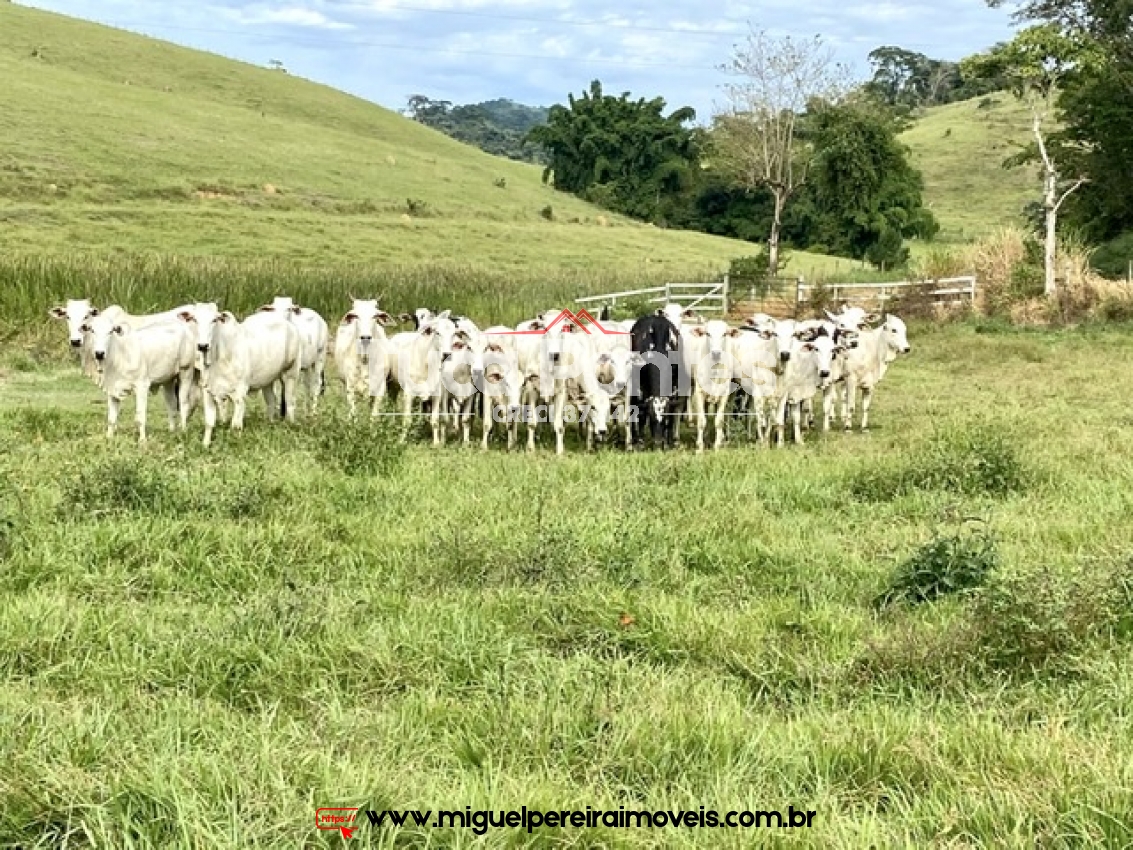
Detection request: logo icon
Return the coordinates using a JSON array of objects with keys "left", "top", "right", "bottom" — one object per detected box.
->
[{"left": 316, "top": 807, "right": 359, "bottom": 839}]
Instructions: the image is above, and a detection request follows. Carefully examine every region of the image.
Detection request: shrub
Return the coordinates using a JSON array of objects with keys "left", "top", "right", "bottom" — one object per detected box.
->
[
  {"left": 874, "top": 524, "right": 998, "bottom": 609},
  {"left": 1089, "top": 231, "right": 1133, "bottom": 280},
  {"left": 60, "top": 458, "right": 174, "bottom": 518},
  {"left": 404, "top": 198, "right": 433, "bottom": 217},
  {"left": 539, "top": 205, "right": 554, "bottom": 221},
  {"left": 850, "top": 422, "right": 1028, "bottom": 501}
]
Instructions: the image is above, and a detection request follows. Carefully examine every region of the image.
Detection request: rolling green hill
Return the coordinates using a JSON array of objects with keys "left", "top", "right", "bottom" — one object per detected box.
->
[
  {"left": 900, "top": 96, "right": 1040, "bottom": 243},
  {"left": 0, "top": 3, "right": 849, "bottom": 280}
]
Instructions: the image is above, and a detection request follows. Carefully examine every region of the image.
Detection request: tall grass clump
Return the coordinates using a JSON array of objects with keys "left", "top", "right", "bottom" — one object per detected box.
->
[
  {"left": 0, "top": 254, "right": 716, "bottom": 339},
  {"left": 300, "top": 407, "right": 406, "bottom": 476},
  {"left": 850, "top": 421, "right": 1028, "bottom": 501},
  {"left": 874, "top": 523, "right": 998, "bottom": 609}
]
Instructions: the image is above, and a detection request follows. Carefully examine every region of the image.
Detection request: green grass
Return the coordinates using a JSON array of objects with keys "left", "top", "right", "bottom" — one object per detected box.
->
[
  {"left": 900, "top": 96, "right": 1041, "bottom": 244},
  {"left": 2, "top": 322, "right": 1133, "bottom": 846}
]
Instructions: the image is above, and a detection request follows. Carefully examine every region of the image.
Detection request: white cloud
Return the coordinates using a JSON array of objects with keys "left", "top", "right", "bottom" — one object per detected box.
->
[{"left": 225, "top": 4, "right": 356, "bottom": 29}]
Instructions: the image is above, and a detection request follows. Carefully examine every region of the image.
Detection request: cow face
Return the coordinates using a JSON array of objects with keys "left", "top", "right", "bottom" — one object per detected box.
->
[
  {"left": 689, "top": 320, "right": 739, "bottom": 364},
  {"left": 177, "top": 302, "right": 226, "bottom": 364},
  {"left": 883, "top": 315, "right": 911, "bottom": 354},
  {"left": 657, "top": 303, "right": 698, "bottom": 329},
  {"left": 797, "top": 330, "right": 837, "bottom": 387},
  {"left": 81, "top": 313, "right": 126, "bottom": 366},
  {"left": 50, "top": 298, "right": 97, "bottom": 348},
  {"left": 420, "top": 309, "right": 457, "bottom": 362},
  {"left": 341, "top": 299, "right": 393, "bottom": 364},
  {"left": 773, "top": 319, "right": 797, "bottom": 366}
]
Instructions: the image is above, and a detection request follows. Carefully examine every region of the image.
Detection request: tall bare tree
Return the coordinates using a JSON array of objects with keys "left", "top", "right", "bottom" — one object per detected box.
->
[
  {"left": 712, "top": 30, "right": 849, "bottom": 275},
  {"left": 962, "top": 25, "right": 1091, "bottom": 297}
]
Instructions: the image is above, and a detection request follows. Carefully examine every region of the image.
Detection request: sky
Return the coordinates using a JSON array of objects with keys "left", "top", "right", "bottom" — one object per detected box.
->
[{"left": 18, "top": 0, "right": 1019, "bottom": 121}]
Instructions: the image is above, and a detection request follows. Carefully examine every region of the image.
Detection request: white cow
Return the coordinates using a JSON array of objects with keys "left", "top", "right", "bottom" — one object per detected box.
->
[
  {"left": 178, "top": 303, "right": 303, "bottom": 447},
  {"left": 82, "top": 312, "right": 197, "bottom": 442},
  {"left": 259, "top": 296, "right": 329, "bottom": 413},
  {"left": 840, "top": 314, "right": 911, "bottom": 432},
  {"left": 447, "top": 326, "right": 522, "bottom": 450},
  {"left": 775, "top": 327, "right": 841, "bottom": 446},
  {"left": 730, "top": 323, "right": 780, "bottom": 443},
  {"left": 512, "top": 310, "right": 563, "bottom": 452},
  {"left": 333, "top": 299, "right": 396, "bottom": 417},
  {"left": 588, "top": 344, "right": 634, "bottom": 450},
  {"left": 685, "top": 320, "right": 740, "bottom": 452},
  {"left": 386, "top": 310, "right": 458, "bottom": 444}
]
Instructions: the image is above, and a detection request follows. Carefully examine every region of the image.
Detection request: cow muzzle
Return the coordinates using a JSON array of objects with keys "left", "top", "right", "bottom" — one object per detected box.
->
[
  {"left": 197, "top": 343, "right": 210, "bottom": 353},
  {"left": 780, "top": 351, "right": 790, "bottom": 363},
  {"left": 70, "top": 338, "right": 82, "bottom": 348},
  {"left": 711, "top": 351, "right": 722, "bottom": 363},
  {"left": 819, "top": 369, "right": 830, "bottom": 379},
  {"left": 902, "top": 346, "right": 911, "bottom": 354},
  {"left": 94, "top": 350, "right": 106, "bottom": 362}
]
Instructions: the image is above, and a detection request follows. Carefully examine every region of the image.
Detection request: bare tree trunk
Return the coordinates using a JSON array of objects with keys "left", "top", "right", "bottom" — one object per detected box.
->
[
  {"left": 1043, "top": 169, "right": 1058, "bottom": 298},
  {"left": 768, "top": 189, "right": 786, "bottom": 277}
]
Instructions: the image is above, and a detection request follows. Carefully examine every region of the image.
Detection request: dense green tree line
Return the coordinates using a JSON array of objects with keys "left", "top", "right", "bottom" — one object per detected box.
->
[{"left": 405, "top": 96, "right": 549, "bottom": 163}]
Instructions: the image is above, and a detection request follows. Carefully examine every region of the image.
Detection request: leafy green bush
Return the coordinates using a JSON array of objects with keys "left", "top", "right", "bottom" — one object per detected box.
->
[
  {"left": 874, "top": 524, "right": 998, "bottom": 608},
  {"left": 850, "top": 422, "right": 1028, "bottom": 501},
  {"left": 1090, "top": 231, "right": 1133, "bottom": 279}
]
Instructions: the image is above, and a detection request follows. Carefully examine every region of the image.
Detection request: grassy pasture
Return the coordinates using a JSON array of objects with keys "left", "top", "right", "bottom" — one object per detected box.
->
[{"left": 2, "top": 320, "right": 1133, "bottom": 847}]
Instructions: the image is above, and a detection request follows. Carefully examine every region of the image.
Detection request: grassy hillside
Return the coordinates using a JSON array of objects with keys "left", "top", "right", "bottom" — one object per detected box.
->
[
  {"left": 0, "top": 3, "right": 845, "bottom": 281},
  {"left": 901, "top": 96, "right": 1040, "bottom": 243}
]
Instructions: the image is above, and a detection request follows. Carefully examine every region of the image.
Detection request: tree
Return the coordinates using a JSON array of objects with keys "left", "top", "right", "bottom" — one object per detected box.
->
[
  {"left": 525, "top": 80, "right": 700, "bottom": 222},
  {"left": 962, "top": 25, "right": 1092, "bottom": 297},
  {"left": 712, "top": 29, "right": 849, "bottom": 275},
  {"left": 805, "top": 99, "right": 939, "bottom": 268},
  {"left": 986, "top": 0, "right": 1133, "bottom": 246}
]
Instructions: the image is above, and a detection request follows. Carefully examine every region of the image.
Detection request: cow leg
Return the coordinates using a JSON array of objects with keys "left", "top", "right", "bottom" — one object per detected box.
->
[
  {"left": 262, "top": 384, "right": 278, "bottom": 422},
  {"left": 161, "top": 382, "right": 178, "bottom": 433},
  {"left": 203, "top": 393, "right": 218, "bottom": 447},
  {"left": 282, "top": 371, "right": 299, "bottom": 423},
  {"left": 694, "top": 391, "right": 707, "bottom": 454},
  {"left": 843, "top": 378, "right": 857, "bottom": 431},
  {"left": 177, "top": 371, "right": 194, "bottom": 431},
  {"left": 430, "top": 393, "right": 444, "bottom": 446},
  {"left": 553, "top": 392, "right": 565, "bottom": 456},
  {"left": 399, "top": 392, "right": 413, "bottom": 443},
  {"left": 231, "top": 391, "right": 248, "bottom": 432},
  {"left": 775, "top": 396, "right": 787, "bottom": 446},
  {"left": 106, "top": 395, "right": 120, "bottom": 439},
  {"left": 861, "top": 386, "right": 874, "bottom": 432},
  {"left": 792, "top": 402, "right": 803, "bottom": 445},
  {"left": 714, "top": 398, "right": 727, "bottom": 450}
]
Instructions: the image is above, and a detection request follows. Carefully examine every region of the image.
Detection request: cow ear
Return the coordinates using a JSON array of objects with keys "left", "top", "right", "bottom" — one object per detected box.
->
[
  {"left": 49, "top": 306, "right": 67, "bottom": 318},
  {"left": 655, "top": 308, "right": 665, "bottom": 316},
  {"left": 727, "top": 327, "right": 740, "bottom": 337},
  {"left": 436, "top": 309, "right": 451, "bottom": 321},
  {"left": 865, "top": 312, "right": 881, "bottom": 324},
  {"left": 341, "top": 312, "right": 357, "bottom": 324},
  {"left": 177, "top": 310, "right": 194, "bottom": 322},
  {"left": 112, "top": 324, "right": 126, "bottom": 335},
  {"left": 88, "top": 307, "right": 100, "bottom": 317},
  {"left": 258, "top": 305, "right": 274, "bottom": 312},
  {"left": 488, "top": 343, "right": 503, "bottom": 353},
  {"left": 376, "top": 311, "right": 395, "bottom": 326},
  {"left": 290, "top": 305, "right": 302, "bottom": 314},
  {"left": 220, "top": 311, "right": 235, "bottom": 323},
  {"left": 803, "top": 343, "right": 816, "bottom": 351}
]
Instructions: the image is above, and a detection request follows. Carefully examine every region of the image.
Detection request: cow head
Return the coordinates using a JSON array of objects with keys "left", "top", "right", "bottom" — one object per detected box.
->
[
  {"left": 260, "top": 296, "right": 303, "bottom": 316},
  {"left": 50, "top": 298, "right": 98, "bottom": 348},
  {"left": 419, "top": 309, "right": 457, "bottom": 361},
  {"left": 656, "top": 303, "right": 699, "bottom": 329},
  {"left": 884, "top": 314, "right": 911, "bottom": 355},
  {"left": 341, "top": 299, "right": 394, "bottom": 364},
  {"left": 773, "top": 319, "right": 797, "bottom": 366},
  {"left": 177, "top": 302, "right": 227, "bottom": 366},
  {"left": 688, "top": 319, "right": 739, "bottom": 364},
  {"left": 795, "top": 326, "right": 837, "bottom": 386},
  {"left": 81, "top": 312, "right": 127, "bottom": 367}
]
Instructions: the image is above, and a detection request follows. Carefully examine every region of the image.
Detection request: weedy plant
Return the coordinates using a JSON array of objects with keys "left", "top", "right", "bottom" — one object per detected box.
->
[{"left": 874, "top": 521, "right": 998, "bottom": 609}]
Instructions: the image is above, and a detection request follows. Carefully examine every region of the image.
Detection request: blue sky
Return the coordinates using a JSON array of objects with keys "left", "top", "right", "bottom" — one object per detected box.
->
[{"left": 19, "top": 0, "right": 1018, "bottom": 121}]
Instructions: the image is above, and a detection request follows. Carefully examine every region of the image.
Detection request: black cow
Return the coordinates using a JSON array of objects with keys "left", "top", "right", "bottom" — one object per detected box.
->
[{"left": 628, "top": 314, "right": 684, "bottom": 449}]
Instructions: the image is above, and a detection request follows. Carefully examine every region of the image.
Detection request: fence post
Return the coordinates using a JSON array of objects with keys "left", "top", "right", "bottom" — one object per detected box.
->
[
  {"left": 722, "top": 273, "right": 729, "bottom": 315},
  {"left": 665, "top": 282, "right": 671, "bottom": 305},
  {"left": 795, "top": 275, "right": 804, "bottom": 318}
]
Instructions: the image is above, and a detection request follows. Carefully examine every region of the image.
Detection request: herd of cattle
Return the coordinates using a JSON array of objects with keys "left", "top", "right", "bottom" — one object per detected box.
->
[{"left": 47, "top": 297, "right": 911, "bottom": 452}]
